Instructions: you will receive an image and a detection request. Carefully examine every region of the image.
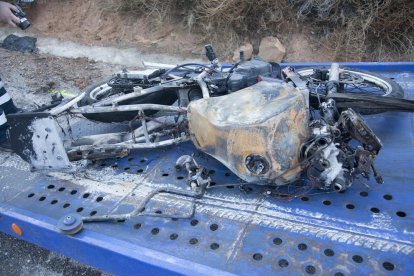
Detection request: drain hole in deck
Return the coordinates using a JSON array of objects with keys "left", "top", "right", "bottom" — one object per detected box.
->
[
  {"left": 128, "top": 157, "right": 134, "bottom": 161},
  {"left": 305, "top": 265, "right": 316, "bottom": 274},
  {"left": 334, "top": 273, "right": 345, "bottom": 276},
  {"left": 278, "top": 259, "right": 289, "bottom": 268},
  {"left": 63, "top": 203, "right": 70, "bottom": 208},
  {"left": 171, "top": 217, "right": 179, "bottom": 221},
  {"left": 252, "top": 253, "right": 263, "bottom": 261},
  {"left": 359, "top": 191, "right": 368, "bottom": 197},
  {"left": 273, "top": 238, "right": 283, "bottom": 245},
  {"left": 189, "top": 238, "right": 198, "bottom": 245},
  {"left": 76, "top": 207, "right": 84, "bottom": 213},
  {"left": 151, "top": 228, "right": 159, "bottom": 235},
  {"left": 324, "top": 249, "right": 335, "bottom": 256},
  {"left": 70, "top": 190, "right": 77, "bottom": 195},
  {"left": 383, "top": 194, "right": 393, "bottom": 200},
  {"left": 111, "top": 164, "right": 118, "bottom": 168},
  {"left": 301, "top": 196, "right": 309, "bottom": 202},
  {"left": 224, "top": 172, "right": 231, "bottom": 177},
  {"left": 155, "top": 210, "right": 162, "bottom": 214},
  {"left": 162, "top": 173, "right": 169, "bottom": 177},
  {"left": 209, "top": 182, "right": 216, "bottom": 187},
  {"left": 298, "top": 243, "right": 307, "bottom": 251},
  {"left": 243, "top": 186, "right": 253, "bottom": 193},
  {"left": 323, "top": 200, "right": 331, "bottom": 206},
  {"left": 47, "top": 185, "right": 55, "bottom": 189},
  {"left": 346, "top": 204, "right": 355, "bottom": 210},
  {"left": 383, "top": 262, "right": 395, "bottom": 271},
  {"left": 58, "top": 187, "right": 65, "bottom": 192},
  {"left": 170, "top": 233, "right": 178, "bottom": 240},
  {"left": 124, "top": 167, "right": 130, "bottom": 171},
  {"left": 39, "top": 196, "right": 46, "bottom": 201},
  {"left": 117, "top": 219, "right": 125, "bottom": 223},
  {"left": 210, "top": 243, "right": 219, "bottom": 250},
  {"left": 133, "top": 223, "right": 142, "bottom": 230},
  {"left": 226, "top": 185, "right": 235, "bottom": 189},
  {"left": 190, "top": 219, "right": 199, "bottom": 226},
  {"left": 90, "top": 211, "right": 97, "bottom": 216},
  {"left": 177, "top": 176, "right": 184, "bottom": 180},
  {"left": 96, "top": 196, "right": 104, "bottom": 202},
  {"left": 83, "top": 193, "right": 90, "bottom": 199},
  {"left": 28, "top": 193, "right": 35, "bottom": 198},
  {"left": 352, "top": 255, "right": 363, "bottom": 263},
  {"left": 137, "top": 169, "right": 144, "bottom": 173},
  {"left": 50, "top": 200, "right": 58, "bottom": 205},
  {"left": 140, "top": 159, "right": 147, "bottom": 163},
  {"left": 370, "top": 207, "right": 380, "bottom": 213},
  {"left": 396, "top": 211, "right": 406, "bottom": 217},
  {"left": 210, "top": 224, "right": 218, "bottom": 231}
]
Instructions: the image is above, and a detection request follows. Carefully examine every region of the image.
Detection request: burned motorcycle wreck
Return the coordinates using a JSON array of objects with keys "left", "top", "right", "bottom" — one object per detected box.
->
[
  {"left": 5, "top": 45, "right": 414, "bottom": 233},
  {"left": 188, "top": 78, "right": 383, "bottom": 193}
]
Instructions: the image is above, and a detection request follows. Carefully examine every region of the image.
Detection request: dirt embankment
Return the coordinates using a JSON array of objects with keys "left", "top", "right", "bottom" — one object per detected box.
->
[
  {"left": 12, "top": 0, "right": 324, "bottom": 62},
  {"left": 27, "top": 1, "right": 204, "bottom": 58},
  {"left": 1, "top": 0, "right": 413, "bottom": 62}
]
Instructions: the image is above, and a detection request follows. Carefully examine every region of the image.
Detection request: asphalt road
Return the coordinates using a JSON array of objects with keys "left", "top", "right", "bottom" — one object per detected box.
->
[{"left": 0, "top": 232, "right": 109, "bottom": 276}]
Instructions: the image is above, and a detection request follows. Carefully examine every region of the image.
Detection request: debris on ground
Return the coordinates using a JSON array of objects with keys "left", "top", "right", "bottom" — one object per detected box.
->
[{"left": 2, "top": 34, "right": 37, "bottom": 53}]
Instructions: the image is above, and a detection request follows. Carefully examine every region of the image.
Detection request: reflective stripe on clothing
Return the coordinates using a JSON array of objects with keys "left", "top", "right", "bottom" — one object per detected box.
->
[
  {"left": 0, "top": 92, "right": 12, "bottom": 106},
  {"left": 0, "top": 77, "right": 17, "bottom": 114},
  {"left": 0, "top": 110, "right": 7, "bottom": 126}
]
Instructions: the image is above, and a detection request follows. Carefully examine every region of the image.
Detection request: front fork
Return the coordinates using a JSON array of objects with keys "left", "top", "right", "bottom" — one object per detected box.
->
[
  {"left": 326, "top": 63, "right": 340, "bottom": 94},
  {"left": 283, "top": 63, "right": 341, "bottom": 97}
]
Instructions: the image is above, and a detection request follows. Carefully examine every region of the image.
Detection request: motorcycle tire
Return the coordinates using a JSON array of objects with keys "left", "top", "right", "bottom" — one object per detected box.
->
[
  {"left": 296, "top": 67, "right": 404, "bottom": 115},
  {"left": 78, "top": 78, "right": 178, "bottom": 123}
]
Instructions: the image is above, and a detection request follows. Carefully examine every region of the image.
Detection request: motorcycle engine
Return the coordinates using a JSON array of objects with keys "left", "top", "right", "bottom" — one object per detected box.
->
[{"left": 303, "top": 100, "right": 383, "bottom": 192}]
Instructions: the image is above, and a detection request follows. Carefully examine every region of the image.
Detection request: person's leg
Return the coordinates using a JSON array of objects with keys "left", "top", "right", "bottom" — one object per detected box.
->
[
  {"left": 0, "top": 77, "right": 19, "bottom": 144},
  {"left": 0, "top": 77, "right": 18, "bottom": 114},
  {"left": 0, "top": 108, "right": 8, "bottom": 143}
]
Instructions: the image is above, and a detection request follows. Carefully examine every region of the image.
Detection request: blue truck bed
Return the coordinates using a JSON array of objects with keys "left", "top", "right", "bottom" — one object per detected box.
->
[{"left": 1, "top": 62, "right": 413, "bottom": 275}]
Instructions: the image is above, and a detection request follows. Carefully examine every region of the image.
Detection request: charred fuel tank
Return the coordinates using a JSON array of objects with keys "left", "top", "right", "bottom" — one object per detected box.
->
[{"left": 188, "top": 81, "right": 309, "bottom": 185}]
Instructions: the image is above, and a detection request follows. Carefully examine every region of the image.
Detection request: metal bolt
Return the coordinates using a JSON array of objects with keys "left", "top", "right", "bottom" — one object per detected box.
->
[{"left": 63, "top": 215, "right": 76, "bottom": 226}]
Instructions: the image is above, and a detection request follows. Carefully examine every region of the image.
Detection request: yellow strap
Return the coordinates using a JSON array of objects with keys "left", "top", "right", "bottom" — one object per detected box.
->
[{"left": 49, "top": 89, "right": 77, "bottom": 98}]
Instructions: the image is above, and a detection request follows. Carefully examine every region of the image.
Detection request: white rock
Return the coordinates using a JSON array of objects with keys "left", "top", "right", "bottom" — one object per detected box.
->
[
  {"left": 258, "top": 36, "right": 286, "bottom": 62},
  {"left": 232, "top": 42, "right": 253, "bottom": 62}
]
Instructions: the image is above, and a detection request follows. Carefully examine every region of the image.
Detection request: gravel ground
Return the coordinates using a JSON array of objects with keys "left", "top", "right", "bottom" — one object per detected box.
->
[
  {"left": 0, "top": 47, "right": 125, "bottom": 110},
  {"left": 0, "top": 47, "right": 126, "bottom": 276},
  {"left": 0, "top": 232, "right": 110, "bottom": 275}
]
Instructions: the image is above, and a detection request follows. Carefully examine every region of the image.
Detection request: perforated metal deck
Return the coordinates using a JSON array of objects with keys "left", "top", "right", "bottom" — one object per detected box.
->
[{"left": 1, "top": 62, "right": 413, "bottom": 275}]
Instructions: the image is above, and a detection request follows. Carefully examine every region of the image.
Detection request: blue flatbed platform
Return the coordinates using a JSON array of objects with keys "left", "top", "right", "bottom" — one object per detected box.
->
[{"left": 1, "top": 62, "right": 413, "bottom": 275}]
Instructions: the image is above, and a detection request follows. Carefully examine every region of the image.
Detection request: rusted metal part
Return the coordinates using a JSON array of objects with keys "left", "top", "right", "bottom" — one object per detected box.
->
[{"left": 188, "top": 81, "right": 309, "bottom": 185}]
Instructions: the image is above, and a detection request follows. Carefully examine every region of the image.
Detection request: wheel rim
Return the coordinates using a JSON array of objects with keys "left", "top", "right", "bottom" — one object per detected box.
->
[{"left": 297, "top": 68, "right": 393, "bottom": 97}]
